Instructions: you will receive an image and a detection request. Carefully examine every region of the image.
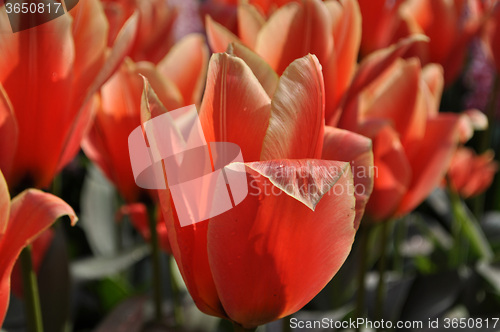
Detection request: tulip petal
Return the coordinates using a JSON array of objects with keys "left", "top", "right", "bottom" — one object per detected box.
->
[
  {"left": 206, "top": 15, "right": 240, "bottom": 53},
  {"left": 0, "top": 85, "right": 17, "bottom": 182},
  {"left": 323, "top": 0, "right": 361, "bottom": 123},
  {"left": 361, "top": 58, "right": 426, "bottom": 153},
  {"left": 421, "top": 64, "right": 444, "bottom": 118},
  {"left": 255, "top": 0, "right": 332, "bottom": 74},
  {"left": 70, "top": 0, "right": 108, "bottom": 108},
  {"left": 58, "top": 12, "right": 139, "bottom": 173},
  {"left": 207, "top": 159, "right": 356, "bottom": 328},
  {"left": 338, "top": 34, "right": 429, "bottom": 130},
  {"left": 0, "top": 10, "right": 75, "bottom": 188},
  {"left": 346, "top": 34, "right": 429, "bottom": 102},
  {"left": 322, "top": 126, "right": 373, "bottom": 229},
  {"left": 157, "top": 34, "right": 209, "bottom": 106},
  {"left": 158, "top": 188, "right": 227, "bottom": 319},
  {"left": 397, "top": 114, "right": 459, "bottom": 217},
  {"left": 199, "top": 53, "right": 271, "bottom": 162},
  {"left": 131, "top": 0, "right": 178, "bottom": 64},
  {"left": 0, "top": 189, "right": 77, "bottom": 327},
  {"left": 82, "top": 12, "right": 139, "bottom": 105},
  {"left": 362, "top": 121, "right": 411, "bottom": 222},
  {"left": 135, "top": 62, "right": 184, "bottom": 111},
  {"left": 237, "top": 4, "right": 265, "bottom": 49},
  {"left": 459, "top": 150, "right": 498, "bottom": 198},
  {"left": 261, "top": 54, "right": 324, "bottom": 160},
  {"left": 227, "top": 43, "right": 279, "bottom": 97},
  {"left": 358, "top": 0, "right": 404, "bottom": 55}
]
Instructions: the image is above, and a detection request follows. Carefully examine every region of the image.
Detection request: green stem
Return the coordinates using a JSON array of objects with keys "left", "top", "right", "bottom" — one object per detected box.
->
[
  {"left": 147, "top": 206, "right": 163, "bottom": 323},
  {"left": 20, "top": 246, "right": 44, "bottom": 332},
  {"left": 375, "top": 220, "right": 390, "bottom": 322},
  {"left": 355, "top": 224, "right": 369, "bottom": 325},
  {"left": 449, "top": 187, "right": 493, "bottom": 266},
  {"left": 169, "top": 255, "right": 183, "bottom": 327},
  {"left": 393, "top": 219, "right": 406, "bottom": 274},
  {"left": 232, "top": 322, "right": 257, "bottom": 332}
]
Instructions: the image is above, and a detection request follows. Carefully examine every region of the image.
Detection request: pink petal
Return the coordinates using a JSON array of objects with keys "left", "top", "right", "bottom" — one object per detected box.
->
[
  {"left": 323, "top": 0, "right": 361, "bottom": 123},
  {"left": 206, "top": 15, "right": 240, "bottom": 53},
  {"left": 261, "top": 54, "right": 324, "bottom": 160},
  {"left": 227, "top": 43, "right": 279, "bottom": 97},
  {"left": 199, "top": 53, "right": 271, "bottom": 162},
  {"left": 157, "top": 34, "right": 209, "bottom": 106},
  {"left": 254, "top": 0, "right": 332, "bottom": 74},
  {"left": 237, "top": 4, "right": 265, "bottom": 49}
]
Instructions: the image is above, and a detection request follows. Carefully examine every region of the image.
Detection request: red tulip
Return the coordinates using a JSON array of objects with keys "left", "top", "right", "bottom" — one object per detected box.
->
[
  {"left": 205, "top": 0, "right": 361, "bottom": 122},
  {"left": 358, "top": 0, "right": 484, "bottom": 84},
  {"left": 140, "top": 52, "right": 373, "bottom": 328},
  {"left": 101, "top": 0, "right": 178, "bottom": 64},
  {"left": 201, "top": 0, "right": 299, "bottom": 31},
  {"left": 0, "top": 0, "right": 138, "bottom": 191},
  {"left": 0, "top": 171, "right": 77, "bottom": 327},
  {"left": 82, "top": 34, "right": 208, "bottom": 202},
  {"left": 338, "top": 37, "right": 460, "bottom": 222},
  {"left": 448, "top": 147, "right": 498, "bottom": 198}
]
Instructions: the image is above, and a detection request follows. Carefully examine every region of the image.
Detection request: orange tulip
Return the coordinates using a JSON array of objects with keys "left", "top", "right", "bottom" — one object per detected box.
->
[
  {"left": 101, "top": 0, "right": 178, "bottom": 64},
  {"left": 0, "top": 171, "right": 77, "bottom": 327},
  {"left": 201, "top": 0, "right": 299, "bottom": 31},
  {"left": 142, "top": 51, "right": 373, "bottom": 328},
  {"left": 0, "top": 0, "right": 138, "bottom": 191},
  {"left": 82, "top": 34, "right": 208, "bottom": 202},
  {"left": 205, "top": 0, "right": 361, "bottom": 122},
  {"left": 358, "top": 0, "right": 484, "bottom": 84},
  {"left": 338, "top": 37, "right": 460, "bottom": 222},
  {"left": 448, "top": 147, "right": 498, "bottom": 198}
]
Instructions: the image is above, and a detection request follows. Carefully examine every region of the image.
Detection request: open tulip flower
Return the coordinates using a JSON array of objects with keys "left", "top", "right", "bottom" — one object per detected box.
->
[
  {"left": 205, "top": 0, "right": 361, "bottom": 123},
  {"left": 337, "top": 37, "right": 461, "bottom": 222},
  {"left": 139, "top": 50, "right": 373, "bottom": 329},
  {"left": 448, "top": 147, "right": 498, "bottom": 198},
  {"left": 0, "top": 170, "right": 77, "bottom": 327},
  {"left": 359, "top": 0, "right": 484, "bottom": 85},
  {"left": 0, "top": 0, "right": 137, "bottom": 191},
  {"left": 83, "top": 33, "right": 208, "bottom": 203}
]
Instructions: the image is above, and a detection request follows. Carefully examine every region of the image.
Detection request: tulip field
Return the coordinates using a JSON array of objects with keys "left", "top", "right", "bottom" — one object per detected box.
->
[{"left": 1, "top": 0, "right": 500, "bottom": 331}]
